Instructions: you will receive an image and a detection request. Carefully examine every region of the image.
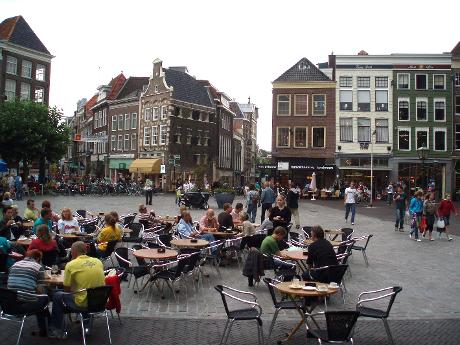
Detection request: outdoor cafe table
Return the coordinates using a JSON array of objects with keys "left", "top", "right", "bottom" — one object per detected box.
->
[
  {"left": 304, "top": 239, "right": 342, "bottom": 247},
  {"left": 324, "top": 228, "right": 344, "bottom": 241},
  {"left": 280, "top": 249, "right": 309, "bottom": 273},
  {"left": 157, "top": 216, "right": 176, "bottom": 223},
  {"left": 43, "top": 270, "right": 65, "bottom": 286},
  {"left": 275, "top": 281, "right": 339, "bottom": 343},
  {"left": 202, "top": 230, "right": 238, "bottom": 238},
  {"left": 170, "top": 239, "right": 209, "bottom": 249}
]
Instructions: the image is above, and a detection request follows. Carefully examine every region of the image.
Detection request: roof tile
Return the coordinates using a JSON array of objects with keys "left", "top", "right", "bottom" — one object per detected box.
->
[{"left": 274, "top": 57, "right": 330, "bottom": 83}]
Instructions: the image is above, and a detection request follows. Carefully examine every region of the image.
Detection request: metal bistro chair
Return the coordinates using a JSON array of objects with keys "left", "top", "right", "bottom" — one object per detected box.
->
[
  {"left": 306, "top": 310, "right": 360, "bottom": 344},
  {"left": 351, "top": 234, "right": 373, "bottom": 267},
  {"left": 308, "top": 264, "right": 349, "bottom": 304},
  {"left": 215, "top": 285, "right": 264, "bottom": 345},
  {"left": 356, "top": 286, "right": 403, "bottom": 345},
  {"left": 99, "top": 240, "right": 118, "bottom": 267},
  {"left": 114, "top": 247, "right": 150, "bottom": 293},
  {"left": 122, "top": 222, "right": 144, "bottom": 245},
  {"left": 0, "top": 288, "right": 49, "bottom": 345},
  {"left": 340, "top": 228, "right": 354, "bottom": 242},
  {"left": 121, "top": 213, "right": 137, "bottom": 227}
]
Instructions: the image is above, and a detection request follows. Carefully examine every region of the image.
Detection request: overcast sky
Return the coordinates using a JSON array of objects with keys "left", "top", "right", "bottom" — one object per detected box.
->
[{"left": 2, "top": 0, "right": 460, "bottom": 150}]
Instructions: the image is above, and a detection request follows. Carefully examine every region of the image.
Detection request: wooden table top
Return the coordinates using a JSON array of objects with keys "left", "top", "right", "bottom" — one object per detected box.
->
[
  {"left": 170, "top": 238, "right": 209, "bottom": 248},
  {"left": 202, "top": 231, "right": 238, "bottom": 237},
  {"left": 324, "top": 229, "right": 344, "bottom": 235},
  {"left": 281, "top": 249, "right": 309, "bottom": 261},
  {"left": 43, "top": 270, "right": 65, "bottom": 286},
  {"left": 275, "top": 281, "right": 339, "bottom": 297},
  {"left": 304, "top": 239, "right": 342, "bottom": 247},
  {"left": 13, "top": 238, "right": 32, "bottom": 246},
  {"left": 60, "top": 232, "right": 93, "bottom": 239},
  {"left": 133, "top": 248, "right": 178, "bottom": 260},
  {"left": 158, "top": 216, "right": 176, "bottom": 223}
]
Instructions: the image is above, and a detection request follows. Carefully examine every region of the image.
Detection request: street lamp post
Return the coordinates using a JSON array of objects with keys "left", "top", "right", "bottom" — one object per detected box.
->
[
  {"left": 369, "top": 131, "right": 376, "bottom": 207},
  {"left": 417, "top": 147, "right": 429, "bottom": 191}
]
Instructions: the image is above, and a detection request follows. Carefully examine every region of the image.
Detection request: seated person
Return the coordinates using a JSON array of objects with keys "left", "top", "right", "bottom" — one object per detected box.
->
[
  {"left": 57, "top": 208, "right": 80, "bottom": 234},
  {"left": 217, "top": 203, "right": 234, "bottom": 230},
  {"left": 97, "top": 214, "right": 122, "bottom": 255},
  {"left": 177, "top": 211, "right": 215, "bottom": 243},
  {"left": 199, "top": 209, "right": 219, "bottom": 232},
  {"left": 260, "top": 226, "right": 286, "bottom": 256},
  {"left": 28, "top": 224, "right": 58, "bottom": 254},
  {"left": 7, "top": 249, "right": 49, "bottom": 337},
  {"left": 174, "top": 205, "right": 187, "bottom": 224},
  {"left": 302, "top": 226, "right": 339, "bottom": 282},
  {"left": 0, "top": 206, "right": 17, "bottom": 239},
  {"left": 1, "top": 192, "right": 13, "bottom": 207},
  {"left": 32, "top": 208, "right": 54, "bottom": 235},
  {"left": 41, "top": 200, "right": 60, "bottom": 222},
  {"left": 10, "top": 205, "right": 25, "bottom": 239},
  {"left": 138, "top": 204, "right": 157, "bottom": 227},
  {"left": 0, "top": 233, "right": 14, "bottom": 268},
  {"left": 240, "top": 212, "right": 256, "bottom": 237},
  {"left": 49, "top": 241, "right": 105, "bottom": 338},
  {"left": 230, "top": 203, "right": 244, "bottom": 226},
  {"left": 23, "top": 199, "right": 39, "bottom": 221},
  {"left": 260, "top": 209, "right": 274, "bottom": 233}
]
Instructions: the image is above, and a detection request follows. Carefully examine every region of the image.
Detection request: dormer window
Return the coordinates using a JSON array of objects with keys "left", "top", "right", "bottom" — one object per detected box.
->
[{"left": 154, "top": 85, "right": 159, "bottom": 93}]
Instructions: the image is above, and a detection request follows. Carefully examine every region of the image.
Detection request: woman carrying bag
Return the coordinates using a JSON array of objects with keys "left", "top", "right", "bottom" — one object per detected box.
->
[{"left": 422, "top": 192, "right": 437, "bottom": 241}]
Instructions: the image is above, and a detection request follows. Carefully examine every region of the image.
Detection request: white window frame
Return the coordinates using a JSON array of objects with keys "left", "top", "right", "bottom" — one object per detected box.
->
[
  {"left": 131, "top": 113, "right": 137, "bottom": 129},
  {"left": 455, "top": 124, "right": 460, "bottom": 151},
  {"left": 276, "top": 126, "right": 290, "bottom": 148},
  {"left": 159, "top": 124, "right": 167, "bottom": 145},
  {"left": 433, "top": 128, "right": 447, "bottom": 152},
  {"left": 293, "top": 126, "right": 308, "bottom": 148},
  {"left": 311, "top": 126, "right": 326, "bottom": 148},
  {"left": 398, "top": 98, "right": 410, "bottom": 121},
  {"left": 6, "top": 56, "right": 17, "bottom": 75},
  {"left": 433, "top": 74, "right": 446, "bottom": 90},
  {"left": 277, "top": 95, "right": 291, "bottom": 116},
  {"left": 375, "top": 118, "right": 389, "bottom": 143},
  {"left": 21, "top": 60, "right": 32, "bottom": 78},
  {"left": 151, "top": 126, "right": 158, "bottom": 146},
  {"left": 117, "top": 134, "right": 123, "bottom": 151},
  {"left": 124, "top": 114, "right": 130, "bottom": 129},
  {"left": 415, "top": 97, "right": 428, "bottom": 122},
  {"left": 397, "top": 127, "right": 411, "bottom": 151},
  {"left": 312, "top": 94, "right": 326, "bottom": 116},
  {"left": 161, "top": 105, "right": 168, "bottom": 119},
  {"left": 339, "top": 76, "right": 353, "bottom": 87},
  {"left": 20, "top": 83, "right": 30, "bottom": 101},
  {"left": 5, "top": 79, "right": 16, "bottom": 101},
  {"left": 36, "top": 64, "right": 46, "bottom": 81},
  {"left": 339, "top": 117, "right": 353, "bottom": 142},
  {"left": 131, "top": 133, "right": 137, "bottom": 151},
  {"left": 294, "top": 94, "right": 308, "bottom": 116},
  {"left": 111, "top": 135, "right": 116, "bottom": 152},
  {"left": 397, "top": 73, "right": 410, "bottom": 90},
  {"left": 415, "top": 74, "right": 428, "bottom": 90},
  {"left": 124, "top": 134, "right": 130, "bottom": 151},
  {"left": 118, "top": 115, "right": 124, "bottom": 130},
  {"left": 103, "top": 109, "right": 107, "bottom": 126},
  {"left": 415, "top": 127, "right": 429, "bottom": 150},
  {"left": 433, "top": 98, "right": 446, "bottom": 122},
  {"left": 143, "top": 127, "right": 151, "bottom": 146},
  {"left": 144, "top": 107, "right": 152, "bottom": 121},
  {"left": 34, "top": 87, "right": 44, "bottom": 103},
  {"left": 111, "top": 116, "right": 117, "bottom": 131},
  {"left": 153, "top": 107, "right": 160, "bottom": 120}
]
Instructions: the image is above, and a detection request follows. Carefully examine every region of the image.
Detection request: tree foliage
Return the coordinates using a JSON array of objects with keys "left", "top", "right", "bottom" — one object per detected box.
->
[{"left": 0, "top": 100, "right": 70, "bottom": 170}]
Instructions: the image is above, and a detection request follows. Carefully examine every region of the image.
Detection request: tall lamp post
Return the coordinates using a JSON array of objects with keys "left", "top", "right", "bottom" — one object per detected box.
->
[
  {"left": 417, "top": 147, "right": 429, "bottom": 191},
  {"left": 368, "top": 130, "right": 376, "bottom": 207}
]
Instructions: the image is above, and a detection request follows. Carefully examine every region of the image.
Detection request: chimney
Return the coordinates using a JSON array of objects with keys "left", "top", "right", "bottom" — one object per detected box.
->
[
  {"left": 248, "top": 96, "right": 251, "bottom": 104},
  {"left": 328, "top": 53, "right": 336, "bottom": 81},
  {"left": 153, "top": 58, "right": 163, "bottom": 77}
]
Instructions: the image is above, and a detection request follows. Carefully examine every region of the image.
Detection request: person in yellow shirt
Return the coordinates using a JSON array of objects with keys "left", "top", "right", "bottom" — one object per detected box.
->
[
  {"left": 23, "top": 199, "right": 39, "bottom": 221},
  {"left": 49, "top": 241, "right": 105, "bottom": 338},
  {"left": 97, "top": 214, "right": 122, "bottom": 253}
]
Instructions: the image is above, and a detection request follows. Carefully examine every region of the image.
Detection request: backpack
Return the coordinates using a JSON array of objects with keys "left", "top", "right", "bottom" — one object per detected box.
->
[{"left": 249, "top": 191, "right": 259, "bottom": 205}]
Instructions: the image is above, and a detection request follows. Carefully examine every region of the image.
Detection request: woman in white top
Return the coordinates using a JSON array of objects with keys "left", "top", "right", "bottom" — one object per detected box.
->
[{"left": 57, "top": 208, "right": 80, "bottom": 234}]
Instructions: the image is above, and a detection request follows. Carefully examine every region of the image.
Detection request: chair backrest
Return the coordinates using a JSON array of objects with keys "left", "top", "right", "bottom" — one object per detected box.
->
[
  {"left": 122, "top": 214, "right": 136, "bottom": 226},
  {"left": 315, "top": 264, "right": 348, "bottom": 284},
  {"left": 115, "top": 247, "right": 131, "bottom": 269},
  {"left": 158, "top": 234, "right": 172, "bottom": 247},
  {"left": 302, "top": 226, "right": 312, "bottom": 238},
  {"left": 0, "top": 288, "right": 21, "bottom": 315},
  {"left": 341, "top": 228, "right": 354, "bottom": 241},
  {"left": 81, "top": 219, "right": 98, "bottom": 234},
  {"left": 214, "top": 285, "right": 231, "bottom": 317},
  {"left": 384, "top": 286, "right": 403, "bottom": 317},
  {"left": 173, "top": 255, "right": 191, "bottom": 278},
  {"left": 248, "top": 234, "right": 266, "bottom": 249},
  {"left": 337, "top": 239, "right": 355, "bottom": 255},
  {"left": 361, "top": 234, "right": 373, "bottom": 250},
  {"left": 86, "top": 285, "right": 112, "bottom": 313},
  {"left": 263, "top": 277, "right": 279, "bottom": 306},
  {"left": 325, "top": 311, "right": 359, "bottom": 341},
  {"left": 183, "top": 251, "right": 201, "bottom": 274},
  {"left": 104, "top": 241, "right": 118, "bottom": 256},
  {"left": 126, "top": 222, "right": 143, "bottom": 238},
  {"left": 76, "top": 210, "right": 87, "bottom": 218},
  {"left": 42, "top": 250, "right": 58, "bottom": 267}
]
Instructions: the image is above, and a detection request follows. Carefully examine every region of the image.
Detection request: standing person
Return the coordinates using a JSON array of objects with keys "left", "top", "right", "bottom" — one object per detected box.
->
[
  {"left": 246, "top": 184, "right": 259, "bottom": 223},
  {"left": 437, "top": 193, "right": 457, "bottom": 241},
  {"left": 409, "top": 190, "right": 423, "bottom": 240},
  {"left": 269, "top": 195, "right": 291, "bottom": 237},
  {"left": 394, "top": 186, "right": 407, "bottom": 232},
  {"left": 144, "top": 178, "right": 153, "bottom": 205},
  {"left": 386, "top": 182, "right": 394, "bottom": 206},
  {"left": 422, "top": 192, "right": 437, "bottom": 241},
  {"left": 14, "top": 175, "right": 23, "bottom": 201},
  {"left": 286, "top": 182, "right": 300, "bottom": 230},
  {"left": 260, "top": 182, "right": 275, "bottom": 223},
  {"left": 344, "top": 182, "right": 357, "bottom": 225}
]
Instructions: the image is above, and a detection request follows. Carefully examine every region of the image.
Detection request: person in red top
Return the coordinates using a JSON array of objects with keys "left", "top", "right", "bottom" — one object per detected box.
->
[
  {"left": 28, "top": 224, "right": 58, "bottom": 253},
  {"left": 437, "top": 193, "right": 457, "bottom": 241}
]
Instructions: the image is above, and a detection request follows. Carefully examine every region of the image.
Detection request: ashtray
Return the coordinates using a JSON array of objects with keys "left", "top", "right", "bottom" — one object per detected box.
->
[
  {"left": 157, "top": 248, "right": 166, "bottom": 253},
  {"left": 190, "top": 239, "right": 198, "bottom": 243}
]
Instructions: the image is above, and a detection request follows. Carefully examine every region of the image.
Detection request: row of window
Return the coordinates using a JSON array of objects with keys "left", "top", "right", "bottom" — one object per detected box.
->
[
  {"left": 144, "top": 106, "right": 168, "bottom": 121},
  {"left": 339, "top": 118, "right": 389, "bottom": 143},
  {"left": 276, "top": 94, "right": 326, "bottom": 116},
  {"left": 276, "top": 127, "right": 326, "bottom": 148},
  {"left": 396, "top": 73, "right": 446, "bottom": 90},
  {"left": 94, "top": 109, "right": 107, "bottom": 129},
  {"left": 397, "top": 98, "right": 446, "bottom": 122},
  {"left": 6, "top": 56, "right": 46, "bottom": 81},
  {"left": 110, "top": 133, "right": 137, "bottom": 152},
  {"left": 111, "top": 113, "right": 138, "bottom": 131},
  {"left": 219, "top": 135, "right": 232, "bottom": 168},
  {"left": 397, "top": 128, "right": 447, "bottom": 152},
  {"left": 339, "top": 76, "right": 389, "bottom": 88},
  {"left": 143, "top": 125, "right": 167, "bottom": 146},
  {"left": 4, "top": 79, "right": 44, "bottom": 102},
  {"left": 339, "top": 89, "right": 388, "bottom": 112}
]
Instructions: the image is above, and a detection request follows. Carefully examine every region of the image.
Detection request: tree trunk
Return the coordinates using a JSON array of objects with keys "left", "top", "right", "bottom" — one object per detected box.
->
[{"left": 39, "top": 156, "right": 46, "bottom": 184}]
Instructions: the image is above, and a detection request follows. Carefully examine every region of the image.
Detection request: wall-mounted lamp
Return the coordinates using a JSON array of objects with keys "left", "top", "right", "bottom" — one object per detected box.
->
[{"left": 337, "top": 145, "right": 342, "bottom": 152}]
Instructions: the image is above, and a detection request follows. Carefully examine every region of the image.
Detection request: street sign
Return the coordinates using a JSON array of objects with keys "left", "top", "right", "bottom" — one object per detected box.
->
[
  {"left": 75, "top": 134, "right": 108, "bottom": 143},
  {"left": 174, "top": 155, "right": 181, "bottom": 160},
  {"left": 160, "top": 164, "right": 166, "bottom": 174}
]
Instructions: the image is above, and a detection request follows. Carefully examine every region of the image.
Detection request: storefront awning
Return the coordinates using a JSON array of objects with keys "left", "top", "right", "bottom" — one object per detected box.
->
[{"left": 128, "top": 159, "right": 162, "bottom": 174}]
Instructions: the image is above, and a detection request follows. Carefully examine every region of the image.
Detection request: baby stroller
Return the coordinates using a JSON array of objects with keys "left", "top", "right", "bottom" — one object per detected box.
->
[{"left": 179, "top": 191, "right": 210, "bottom": 209}]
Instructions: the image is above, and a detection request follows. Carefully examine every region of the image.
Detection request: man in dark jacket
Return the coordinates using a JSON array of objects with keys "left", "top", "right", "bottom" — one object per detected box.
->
[
  {"left": 286, "top": 182, "right": 300, "bottom": 229},
  {"left": 260, "top": 182, "right": 275, "bottom": 223}
]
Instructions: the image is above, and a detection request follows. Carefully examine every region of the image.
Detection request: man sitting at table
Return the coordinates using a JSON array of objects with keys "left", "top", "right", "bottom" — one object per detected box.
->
[
  {"left": 0, "top": 206, "right": 17, "bottom": 239},
  {"left": 230, "top": 203, "right": 244, "bottom": 226},
  {"left": 48, "top": 241, "right": 105, "bottom": 339},
  {"left": 7, "top": 249, "right": 49, "bottom": 337},
  {"left": 199, "top": 209, "right": 219, "bottom": 232},
  {"left": 218, "top": 203, "right": 234, "bottom": 230},
  {"left": 260, "top": 226, "right": 286, "bottom": 256},
  {"left": 302, "top": 226, "right": 338, "bottom": 281},
  {"left": 32, "top": 208, "right": 54, "bottom": 235},
  {"left": 23, "top": 199, "right": 39, "bottom": 221},
  {"left": 177, "top": 211, "right": 215, "bottom": 242}
]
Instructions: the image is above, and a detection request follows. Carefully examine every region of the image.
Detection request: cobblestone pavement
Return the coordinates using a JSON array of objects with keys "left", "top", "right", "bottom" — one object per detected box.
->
[
  {"left": 1, "top": 316, "right": 460, "bottom": 345},
  {"left": 11, "top": 194, "right": 460, "bottom": 322}
]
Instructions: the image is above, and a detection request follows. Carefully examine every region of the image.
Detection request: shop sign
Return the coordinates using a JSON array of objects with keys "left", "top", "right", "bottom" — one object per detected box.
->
[
  {"left": 256, "top": 164, "right": 277, "bottom": 169},
  {"left": 277, "top": 162, "right": 289, "bottom": 171},
  {"left": 290, "top": 165, "right": 335, "bottom": 170}
]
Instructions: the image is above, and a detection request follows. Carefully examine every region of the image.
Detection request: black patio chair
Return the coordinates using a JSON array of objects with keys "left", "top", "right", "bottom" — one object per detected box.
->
[
  {"left": 272, "top": 256, "right": 297, "bottom": 282},
  {"left": 356, "top": 286, "right": 403, "bottom": 345},
  {"left": 121, "top": 214, "right": 137, "bottom": 227},
  {"left": 307, "top": 264, "right": 348, "bottom": 303},
  {"left": 306, "top": 310, "right": 360, "bottom": 344},
  {"left": 352, "top": 234, "right": 373, "bottom": 266},
  {"left": 340, "top": 228, "right": 354, "bottom": 241},
  {"left": 302, "top": 226, "right": 313, "bottom": 239},
  {"left": 114, "top": 247, "right": 150, "bottom": 293},
  {"left": 76, "top": 210, "right": 88, "bottom": 218},
  {"left": 122, "top": 222, "right": 144, "bottom": 245},
  {"left": 0, "top": 288, "right": 49, "bottom": 345},
  {"left": 214, "top": 285, "right": 264, "bottom": 345},
  {"left": 151, "top": 254, "right": 190, "bottom": 299},
  {"left": 263, "top": 277, "right": 305, "bottom": 339},
  {"left": 99, "top": 240, "right": 118, "bottom": 267},
  {"left": 80, "top": 219, "right": 99, "bottom": 234}
]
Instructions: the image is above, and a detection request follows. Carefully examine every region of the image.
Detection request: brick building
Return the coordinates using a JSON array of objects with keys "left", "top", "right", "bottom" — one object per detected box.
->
[
  {"left": 0, "top": 16, "right": 52, "bottom": 104},
  {"left": 452, "top": 42, "right": 460, "bottom": 199}
]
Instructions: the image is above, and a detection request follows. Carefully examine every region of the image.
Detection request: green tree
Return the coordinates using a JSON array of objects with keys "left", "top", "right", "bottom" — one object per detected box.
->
[{"left": 0, "top": 100, "right": 70, "bottom": 182}]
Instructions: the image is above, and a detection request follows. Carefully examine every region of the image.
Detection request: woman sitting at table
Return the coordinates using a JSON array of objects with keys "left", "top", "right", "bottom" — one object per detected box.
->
[
  {"left": 199, "top": 209, "right": 219, "bottom": 232},
  {"left": 0, "top": 233, "right": 14, "bottom": 268},
  {"left": 57, "top": 208, "right": 80, "bottom": 234},
  {"left": 239, "top": 212, "right": 256, "bottom": 237},
  {"left": 177, "top": 211, "right": 215, "bottom": 242},
  {"left": 28, "top": 224, "right": 58, "bottom": 255},
  {"left": 97, "top": 214, "right": 122, "bottom": 255},
  {"left": 269, "top": 195, "right": 292, "bottom": 237}
]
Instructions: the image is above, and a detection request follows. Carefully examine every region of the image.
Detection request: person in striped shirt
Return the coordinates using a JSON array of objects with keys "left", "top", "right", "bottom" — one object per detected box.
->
[{"left": 7, "top": 249, "right": 49, "bottom": 336}]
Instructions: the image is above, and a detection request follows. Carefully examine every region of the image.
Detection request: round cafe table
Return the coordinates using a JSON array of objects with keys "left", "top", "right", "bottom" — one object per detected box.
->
[
  {"left": 280, "top": 250, "right": 309, "bottom": 273},
  {"left": 43, "top": 270, "right": 65, "bottom": 286},
  {"left": 304, "top": 239, "right": 342, "bottom": 247},
  {"left": 170, "top": 239, "right": 209, "bottom": 249},
  {"left": 133, "top": 248, "right": 178, "bottom": 261},
  {"left": 275, "top": 281, "right": 339, "bottom": 343}
]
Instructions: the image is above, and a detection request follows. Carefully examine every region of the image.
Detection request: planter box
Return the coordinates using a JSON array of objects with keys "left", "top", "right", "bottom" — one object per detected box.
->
[{"left": 214, "top": 192, "right": 235, "bottom": 209}]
